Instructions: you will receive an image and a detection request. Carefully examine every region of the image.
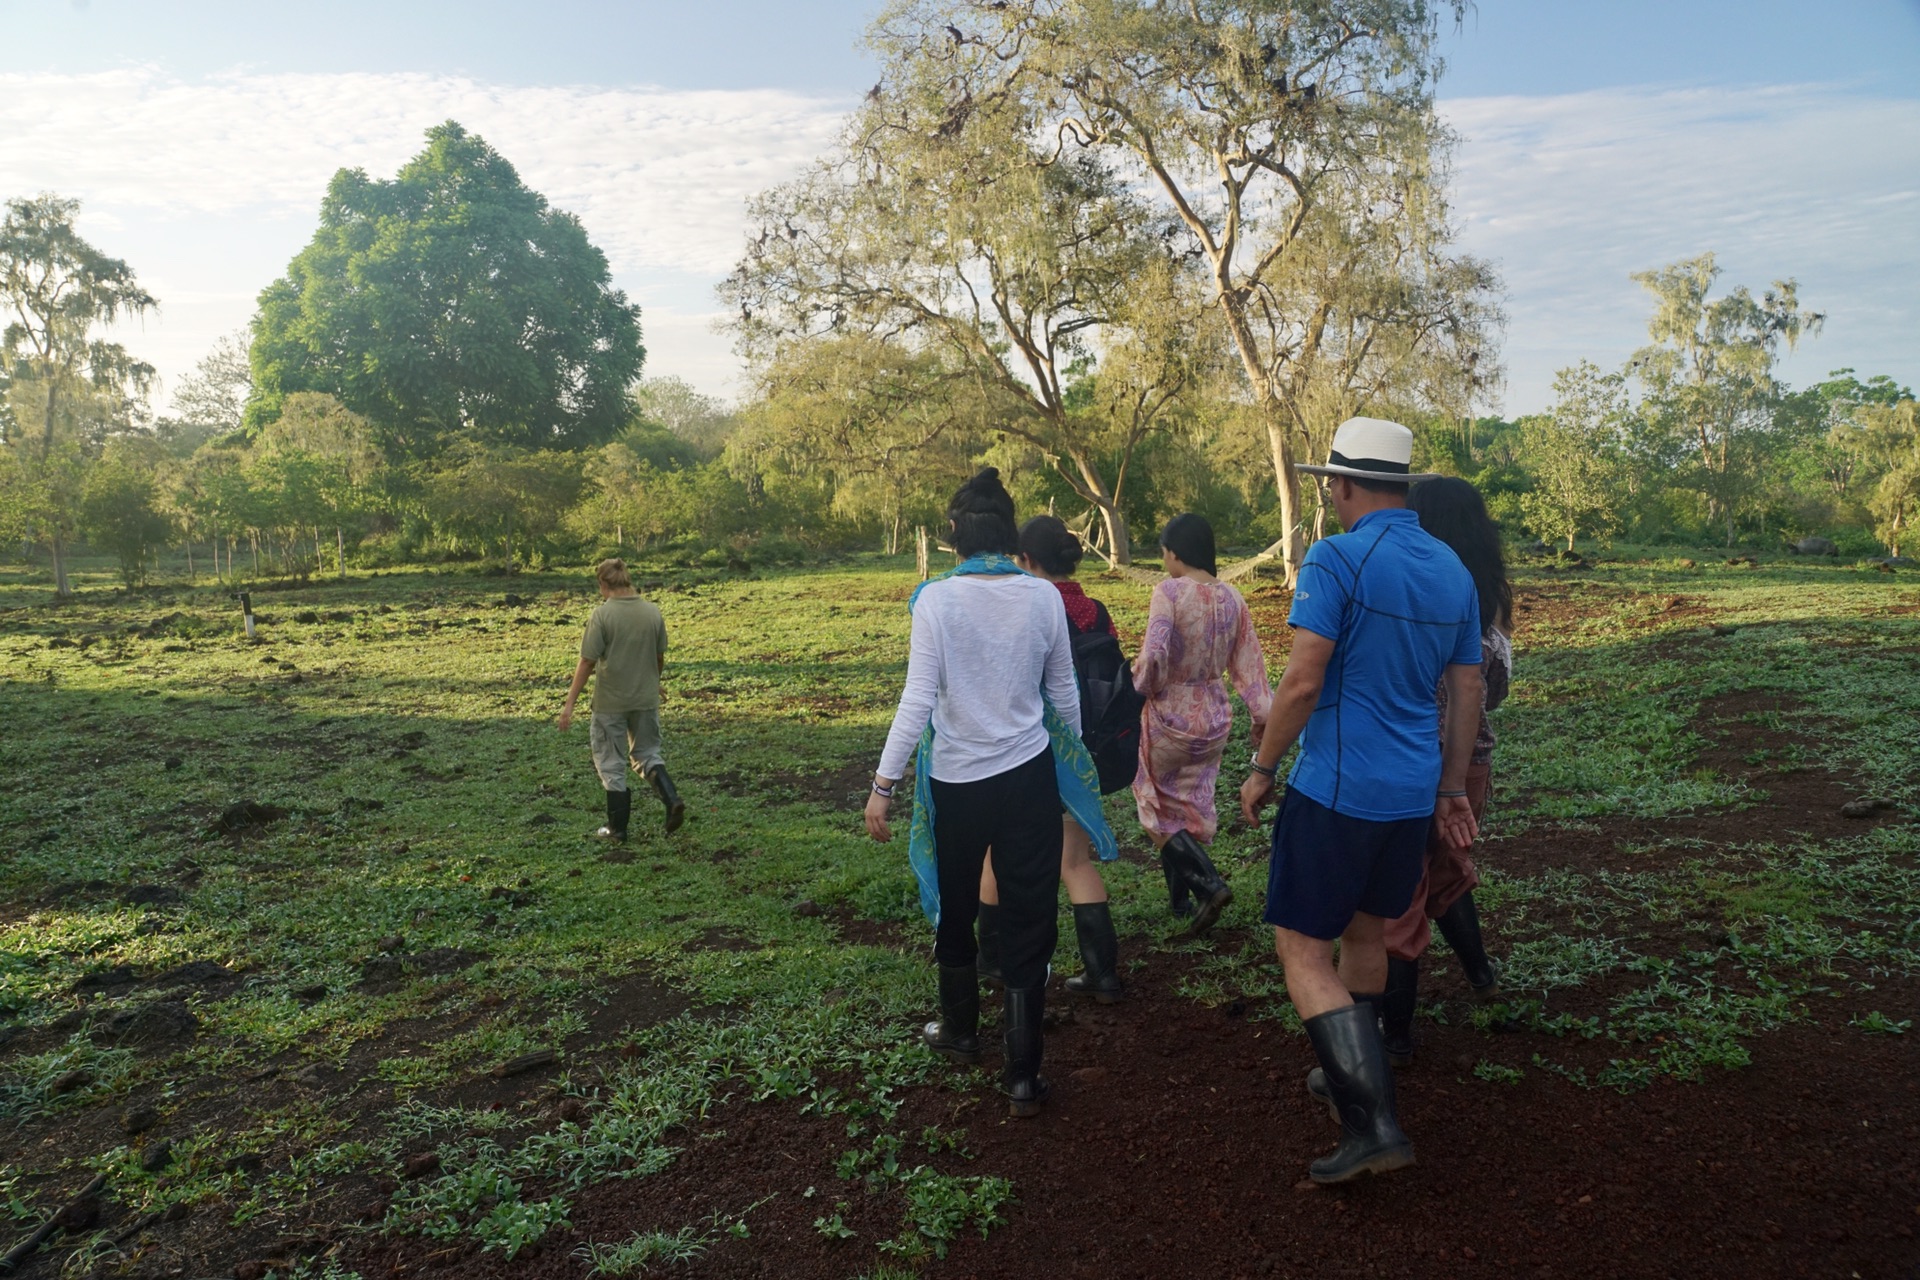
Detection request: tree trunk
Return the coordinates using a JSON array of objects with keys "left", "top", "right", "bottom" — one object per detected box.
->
[
  {"left": 1098, "top": 504, "right": 1131, "bottom": 569},
  {"left": 337, "top": 526, "right": 346, "bottom": 578},
  {"left": 250, "top": 533, "right": 258, "bottom": 579},
  {"left": 51, "top": 526, "right": 71, "bottom": 598},
  {"left": 1264, "top": 414, "right": 1306, "bottom": 587}
]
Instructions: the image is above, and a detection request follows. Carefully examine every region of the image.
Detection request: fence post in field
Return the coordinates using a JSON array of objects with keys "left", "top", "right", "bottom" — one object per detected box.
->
[{"left": 915, "top": 526, "right": 929, "bottom": 581}]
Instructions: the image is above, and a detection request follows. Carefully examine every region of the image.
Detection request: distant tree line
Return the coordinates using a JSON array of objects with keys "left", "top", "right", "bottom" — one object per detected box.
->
[{"left": 3, "top": 5, "right": 1914, "bottom": 594}]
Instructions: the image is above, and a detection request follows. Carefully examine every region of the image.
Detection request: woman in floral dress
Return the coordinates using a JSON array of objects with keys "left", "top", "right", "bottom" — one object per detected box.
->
[{"left": 1132, "top": 514, "right": 1273, "bottom": 934}]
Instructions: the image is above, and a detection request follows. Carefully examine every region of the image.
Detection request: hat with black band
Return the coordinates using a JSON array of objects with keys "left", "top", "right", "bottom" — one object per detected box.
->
[{"left": 1294, "top": 416, "right": 1439, "bottom": 483}]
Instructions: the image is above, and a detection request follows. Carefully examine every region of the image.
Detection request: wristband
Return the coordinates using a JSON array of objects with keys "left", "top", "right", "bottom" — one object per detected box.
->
[
  {"left": 1436, "top": 789, "right": 1467, "bottom": 798},
  {"left": 1248, "top": 758, "right": 1278, "bottom": 779},
  {"left": 871, "top": 782, "right": 896, "bottom": 799}
]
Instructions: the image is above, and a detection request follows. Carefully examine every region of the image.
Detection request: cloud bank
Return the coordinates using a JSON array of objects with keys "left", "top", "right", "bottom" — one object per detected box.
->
[{"left": 1, "top": 69, "right": 1912, "bottom": 413}]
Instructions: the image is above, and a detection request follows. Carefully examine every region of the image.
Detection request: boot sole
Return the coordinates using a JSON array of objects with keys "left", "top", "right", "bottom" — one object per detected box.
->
[
  {"left": 1064, "top": 984, "right": 1123, "bottom": 1004},
  {"left": 1309, "top": 1144, "right": 1415, "bottom": 1184},
  {"left": 1185, "top": 886, "right": 1233, "bottom": 936},
  {"left": 1005, "top": 1080, "right": 1051, "bottom": 1118},
  {"left": 924, "top": 1042, "right": 980, "bottom": 1066}
]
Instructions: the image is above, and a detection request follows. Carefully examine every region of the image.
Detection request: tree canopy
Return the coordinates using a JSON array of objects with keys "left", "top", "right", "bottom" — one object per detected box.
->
[{"left": 247, "top": 121, "right": 645, "bottom": 462}]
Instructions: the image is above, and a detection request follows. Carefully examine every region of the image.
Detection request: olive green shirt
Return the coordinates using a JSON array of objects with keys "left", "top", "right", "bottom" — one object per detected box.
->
[{"left": 580, "top": 596, "right": 667, "bottom": 713}]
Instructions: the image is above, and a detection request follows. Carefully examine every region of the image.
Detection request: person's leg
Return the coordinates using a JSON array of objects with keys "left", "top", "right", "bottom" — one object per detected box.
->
[
  {"left": 1060, "top": 819, "right": 1122, "bottom": 1002},
  {"left": 1334, "top": 912, "right": 1388, "bottom": 998},
  {"left": 631, "top": 710, "right": 684, "bottom": 833},
  {"left": 975, "top": 853, "right": 1004, "bottom": 987},
  {"left": 1134, "top": 721, "right": 1191, "bottom": 918},
  {"left": 925, "top": 777, "right": 993, "bottom": 1063},
  {"left": 588, "top": 714, "right": 631, "bottom": 840},
  {"left": 1431, "top": 763, "right": 1497, "bottom": 995},
  {"left": 987, "top": 752, "right": 1062, "bottom": 1116},
  {"left": 1058, "top": 818, "right": 1107, "bottom": 904}
]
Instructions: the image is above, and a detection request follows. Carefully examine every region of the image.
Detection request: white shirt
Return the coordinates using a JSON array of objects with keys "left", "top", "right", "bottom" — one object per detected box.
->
[{"left": 877, "top": 574, "right": 1082, "bottom": 784}]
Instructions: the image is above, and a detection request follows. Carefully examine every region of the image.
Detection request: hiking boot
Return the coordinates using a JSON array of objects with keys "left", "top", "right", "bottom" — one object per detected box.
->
[
  {"left": 593, "top": 788, "right": 631, "bottom": 842},
  {"left": 1303, "top": 1002, "right": 1415, "bottom": 1184},
  {"left": 1002, "top": 985, "right": 1050, "bottom": 1118},
  {"left": 646, "top": 764, "right": 687, "bottom": 833},
  {"left": 1062, "top": 902, "right": 1123, "bottom": 1003},
  {"left": 923, "top": 964, "right": 981, "bottom": 1066}
]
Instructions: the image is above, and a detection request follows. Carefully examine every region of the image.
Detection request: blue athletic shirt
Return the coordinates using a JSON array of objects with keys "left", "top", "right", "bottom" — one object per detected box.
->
[{"left": 1286, "top": 507, "right": 1482, "bottom": 821}]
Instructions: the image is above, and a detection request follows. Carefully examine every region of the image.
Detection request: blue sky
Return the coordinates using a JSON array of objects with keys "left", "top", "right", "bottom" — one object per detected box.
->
[{"left": 4, "top": 0, "right": 1917, "bottom": 413}]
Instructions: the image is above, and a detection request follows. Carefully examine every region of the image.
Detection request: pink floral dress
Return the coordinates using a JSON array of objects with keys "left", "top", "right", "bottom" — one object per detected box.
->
[{"left": 1131, "top": 577, "right": 1273, "bottom": 844}]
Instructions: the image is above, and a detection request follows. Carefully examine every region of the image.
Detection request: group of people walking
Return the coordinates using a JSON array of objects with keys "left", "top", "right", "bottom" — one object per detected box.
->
[
  {"left": 559, "top": 414, "right": 1513, "bottom": 1184},
  {"left": 864, "top": 416, "right": 1514, "bottom": 1184}
]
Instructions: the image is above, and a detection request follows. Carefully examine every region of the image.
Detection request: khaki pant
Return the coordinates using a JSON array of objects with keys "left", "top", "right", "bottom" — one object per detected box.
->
[{"left": 590, "top": 709, "right": 664, "bottom": 791}]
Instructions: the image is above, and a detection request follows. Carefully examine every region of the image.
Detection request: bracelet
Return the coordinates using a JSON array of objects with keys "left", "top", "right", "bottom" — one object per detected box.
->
[
  {"left": 1437, "top": 789, "right": 1467, "bottom": 798},
  {"left": 871, "top": 782, "right": 896, "bottom": 799},
  {"left": 1248, "top": 759, "right": 1278, "bottom": 779}
]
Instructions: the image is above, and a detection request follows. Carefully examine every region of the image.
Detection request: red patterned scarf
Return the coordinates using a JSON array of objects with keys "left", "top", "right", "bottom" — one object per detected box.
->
[{"left": 1054, "top": 580, "right": 1100, "bottom": 633}]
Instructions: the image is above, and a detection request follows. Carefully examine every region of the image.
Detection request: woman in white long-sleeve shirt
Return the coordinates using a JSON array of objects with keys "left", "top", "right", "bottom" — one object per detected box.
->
[{"left": 864, "top": 468, "right": 1080, "bottom": 1118}]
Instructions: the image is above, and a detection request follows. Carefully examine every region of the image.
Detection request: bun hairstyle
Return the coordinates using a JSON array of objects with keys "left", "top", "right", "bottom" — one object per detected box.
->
[
  {"left": 1017, "top": 515, "right": 1085, "bottom": 578},
  {"left": 1158, "top": 513, "right": 1217, "bottom": 576},
  {"left": 596, "top": 557, "right": 633, "bottom": 590},
  {"left": 947, "top": 467, "right": 1019, "bottom": 559}
]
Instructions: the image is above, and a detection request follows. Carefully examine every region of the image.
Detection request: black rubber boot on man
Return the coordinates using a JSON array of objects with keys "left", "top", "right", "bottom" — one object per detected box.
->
[
  {"left": 646, "top": 764, "right": 687, "bottom": 834},
  {"left": 923, "top": 964, "right": 981, "bottom": 1065},
  {"left": 594, "top": 788, "right": 631, "bottom": 842},
  {"left": 1002, "top": 985, "right": 1050, "bottom": 1118},
  {"left": 1166, "top": 831, "right": 1232, "bottom": 934},
  {"left": 1307, "top": 992, "right": 1384, "bottom": 1122},
  {"left": 1063, "top": 902, "right": 1123, "bottom": 1003},
  {"left": 1435, "top": 893, "right": 1499, "bottom": 996},
  {"left": 1302, "top": 1002, "right": 1415, "bottom": 1183},
  {"left": 975, "top": 903, "right": 1006, "bottom": 988},
  {"left": 1381, "top": 958, "right": 1419, "bottom": 1067}
]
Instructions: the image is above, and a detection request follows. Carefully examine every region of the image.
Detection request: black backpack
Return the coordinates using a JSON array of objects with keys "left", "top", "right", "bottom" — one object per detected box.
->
[{"left": 1070, "top": 626, "right": 1146, "bottom": 795}]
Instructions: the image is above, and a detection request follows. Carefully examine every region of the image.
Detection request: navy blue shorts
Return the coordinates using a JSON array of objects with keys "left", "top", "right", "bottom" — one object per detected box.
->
[{"left": 1262, "top": 787, "right": 1431, "bottom": 940}]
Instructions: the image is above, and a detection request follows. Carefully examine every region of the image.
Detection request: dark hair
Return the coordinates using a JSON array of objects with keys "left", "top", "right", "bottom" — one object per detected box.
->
[
  {"left": 1017, "top": 515, "right": 1084, "bottom": 578},
  {"left": 947, "top": 468, "right": 1019, "bottom": 559},
  {"left": 1158, "top": 513, "right": 1217, "bottom": 576},
  {"left": 1409, "top": 477, "right": 1513, "bottom": 633},
  {"left": 1345, "top": 474, "right": 1411, "bottom": 497}
]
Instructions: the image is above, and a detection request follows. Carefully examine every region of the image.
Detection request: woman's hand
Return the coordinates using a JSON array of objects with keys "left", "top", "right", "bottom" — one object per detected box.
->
[
  {"left": 864, "top": 782, "right": 896, "bottom": 843},
  {"left": 1239, "top": 772, "right": 1276, "bottom": 826},
  {"left": 1434, "top": 794, "right": 1479, "bottom": 850}
]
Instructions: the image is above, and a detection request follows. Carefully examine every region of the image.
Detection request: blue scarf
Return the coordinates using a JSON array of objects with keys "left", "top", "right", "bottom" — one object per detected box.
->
[{"left": 904, "top": 554, "right": 1119, "bottom": 925}]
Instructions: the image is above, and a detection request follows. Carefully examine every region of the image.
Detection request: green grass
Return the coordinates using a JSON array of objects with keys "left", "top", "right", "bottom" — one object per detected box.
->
[{"left": 1, "top": 546, "right": 1916, "bottom": 1267}]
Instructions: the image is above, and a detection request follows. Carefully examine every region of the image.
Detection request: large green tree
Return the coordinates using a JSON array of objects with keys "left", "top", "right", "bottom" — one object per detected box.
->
[
  {"left": 1520, "top": 361, "right": 1626, "bottom": 551},
  {"left": 248, "top": 122, "right": 645, "bottom": 461},
  {"left": 1628, "top": 254, "right": 1821, "bottom": 546},
  {"left": 0, "top": 194, "right": 157, "bottom": 596}
]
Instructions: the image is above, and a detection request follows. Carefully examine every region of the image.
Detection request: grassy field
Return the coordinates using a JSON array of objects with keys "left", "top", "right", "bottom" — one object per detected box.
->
[{"left": 0, "top": 548, "right": 1916, "bottom": 1277}]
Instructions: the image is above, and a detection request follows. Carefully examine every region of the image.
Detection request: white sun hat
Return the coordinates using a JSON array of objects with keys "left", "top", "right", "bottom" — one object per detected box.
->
[{"left": 1294, "top": 416, "right": 1438, "bottom": 483}]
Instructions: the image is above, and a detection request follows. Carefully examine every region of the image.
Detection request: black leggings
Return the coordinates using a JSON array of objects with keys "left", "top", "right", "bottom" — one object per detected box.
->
[{"left": 930, "top": 748, "right": 1061, "bottom": 989}]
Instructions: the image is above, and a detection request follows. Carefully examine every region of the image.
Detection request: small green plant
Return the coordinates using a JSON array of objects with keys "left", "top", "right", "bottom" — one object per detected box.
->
[
  {"left": 1852, "top": 1010, "right": 1911, "bottom": 1035},
  {"left": 813, "top": 1205, "right": 857, "bottom": 1240},
  {"left": 574, "top": 1225, "right": 714, "bottom": 1276},
  {"left": 475, "top": 1195, "right": 570, "bottom": 1258},
  {"left": 1473, "top": 1061, "right": 1524, "bottom": 1084}
]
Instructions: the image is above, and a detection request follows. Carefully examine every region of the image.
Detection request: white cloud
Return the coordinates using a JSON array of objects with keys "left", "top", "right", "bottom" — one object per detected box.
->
[
  {"left": 1442, "top": 84, "right": 1920, "bottom": 411},
  {"left": 2, "top": 70, "right": 1913, "bottom": 417}
]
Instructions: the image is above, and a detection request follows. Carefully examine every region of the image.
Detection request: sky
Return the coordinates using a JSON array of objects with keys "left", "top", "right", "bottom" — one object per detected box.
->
[{"left": 3, "top": 0, "right": 1917, "bottom": 418}]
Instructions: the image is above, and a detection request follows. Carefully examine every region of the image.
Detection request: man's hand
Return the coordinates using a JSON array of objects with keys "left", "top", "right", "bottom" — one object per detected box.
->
[
  {"left": 556, "top": 707, "right": 575, "bottom": 732},
  {"left": 1239, "top": 772, "right": 1276, "bottom": 826},
  {"left": 863, "top": 788, "right": 893, "bottom": 843},
  {"left": 1434, "top": 793, "right": 1478, "bottom": 850}
]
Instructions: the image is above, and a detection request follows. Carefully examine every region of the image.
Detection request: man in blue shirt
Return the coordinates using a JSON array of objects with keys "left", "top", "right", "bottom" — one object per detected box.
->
[{"left": 1239, "top": 417, "right": 1484, "bottom": 1185}]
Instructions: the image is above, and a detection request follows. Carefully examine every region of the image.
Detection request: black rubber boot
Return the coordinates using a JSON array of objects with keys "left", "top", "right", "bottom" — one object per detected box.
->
[
  {"left": 976, "top": 903, "right": 1005, "bottom": 989},
  {"left": 594, "top": 788, "right": 631, "bottom": 841},
  {"left": 1382, "top": 958, "right": 1419, "bottom": 1067},
  {"left": 922, "top": 964, "right": 981, "bottom": 1065},
  {"left": 646, "top": 764, "right": 687, "bottom": 834},
  {"left": 1160, "top": 855, "right": 1194, "bottom": 919},
  {"left": 1435, "top": 894, "right": 1498, "bottom": 995},
  {"left": 1302, "top": 1002, "right": 1415, "bottom": 1183},
  {"left": 1307, "top": 991, "right": 1384, "bottom": 1121},
  {"left": 1063, "top": 902, "right": 1123, "bottom": 1004},
  {"left": 1002, "top": 985, "right": 1050, "bottom": 1118},
  {"left": 1166, "top": 831, "right": 1232, "bottom": 935}
]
